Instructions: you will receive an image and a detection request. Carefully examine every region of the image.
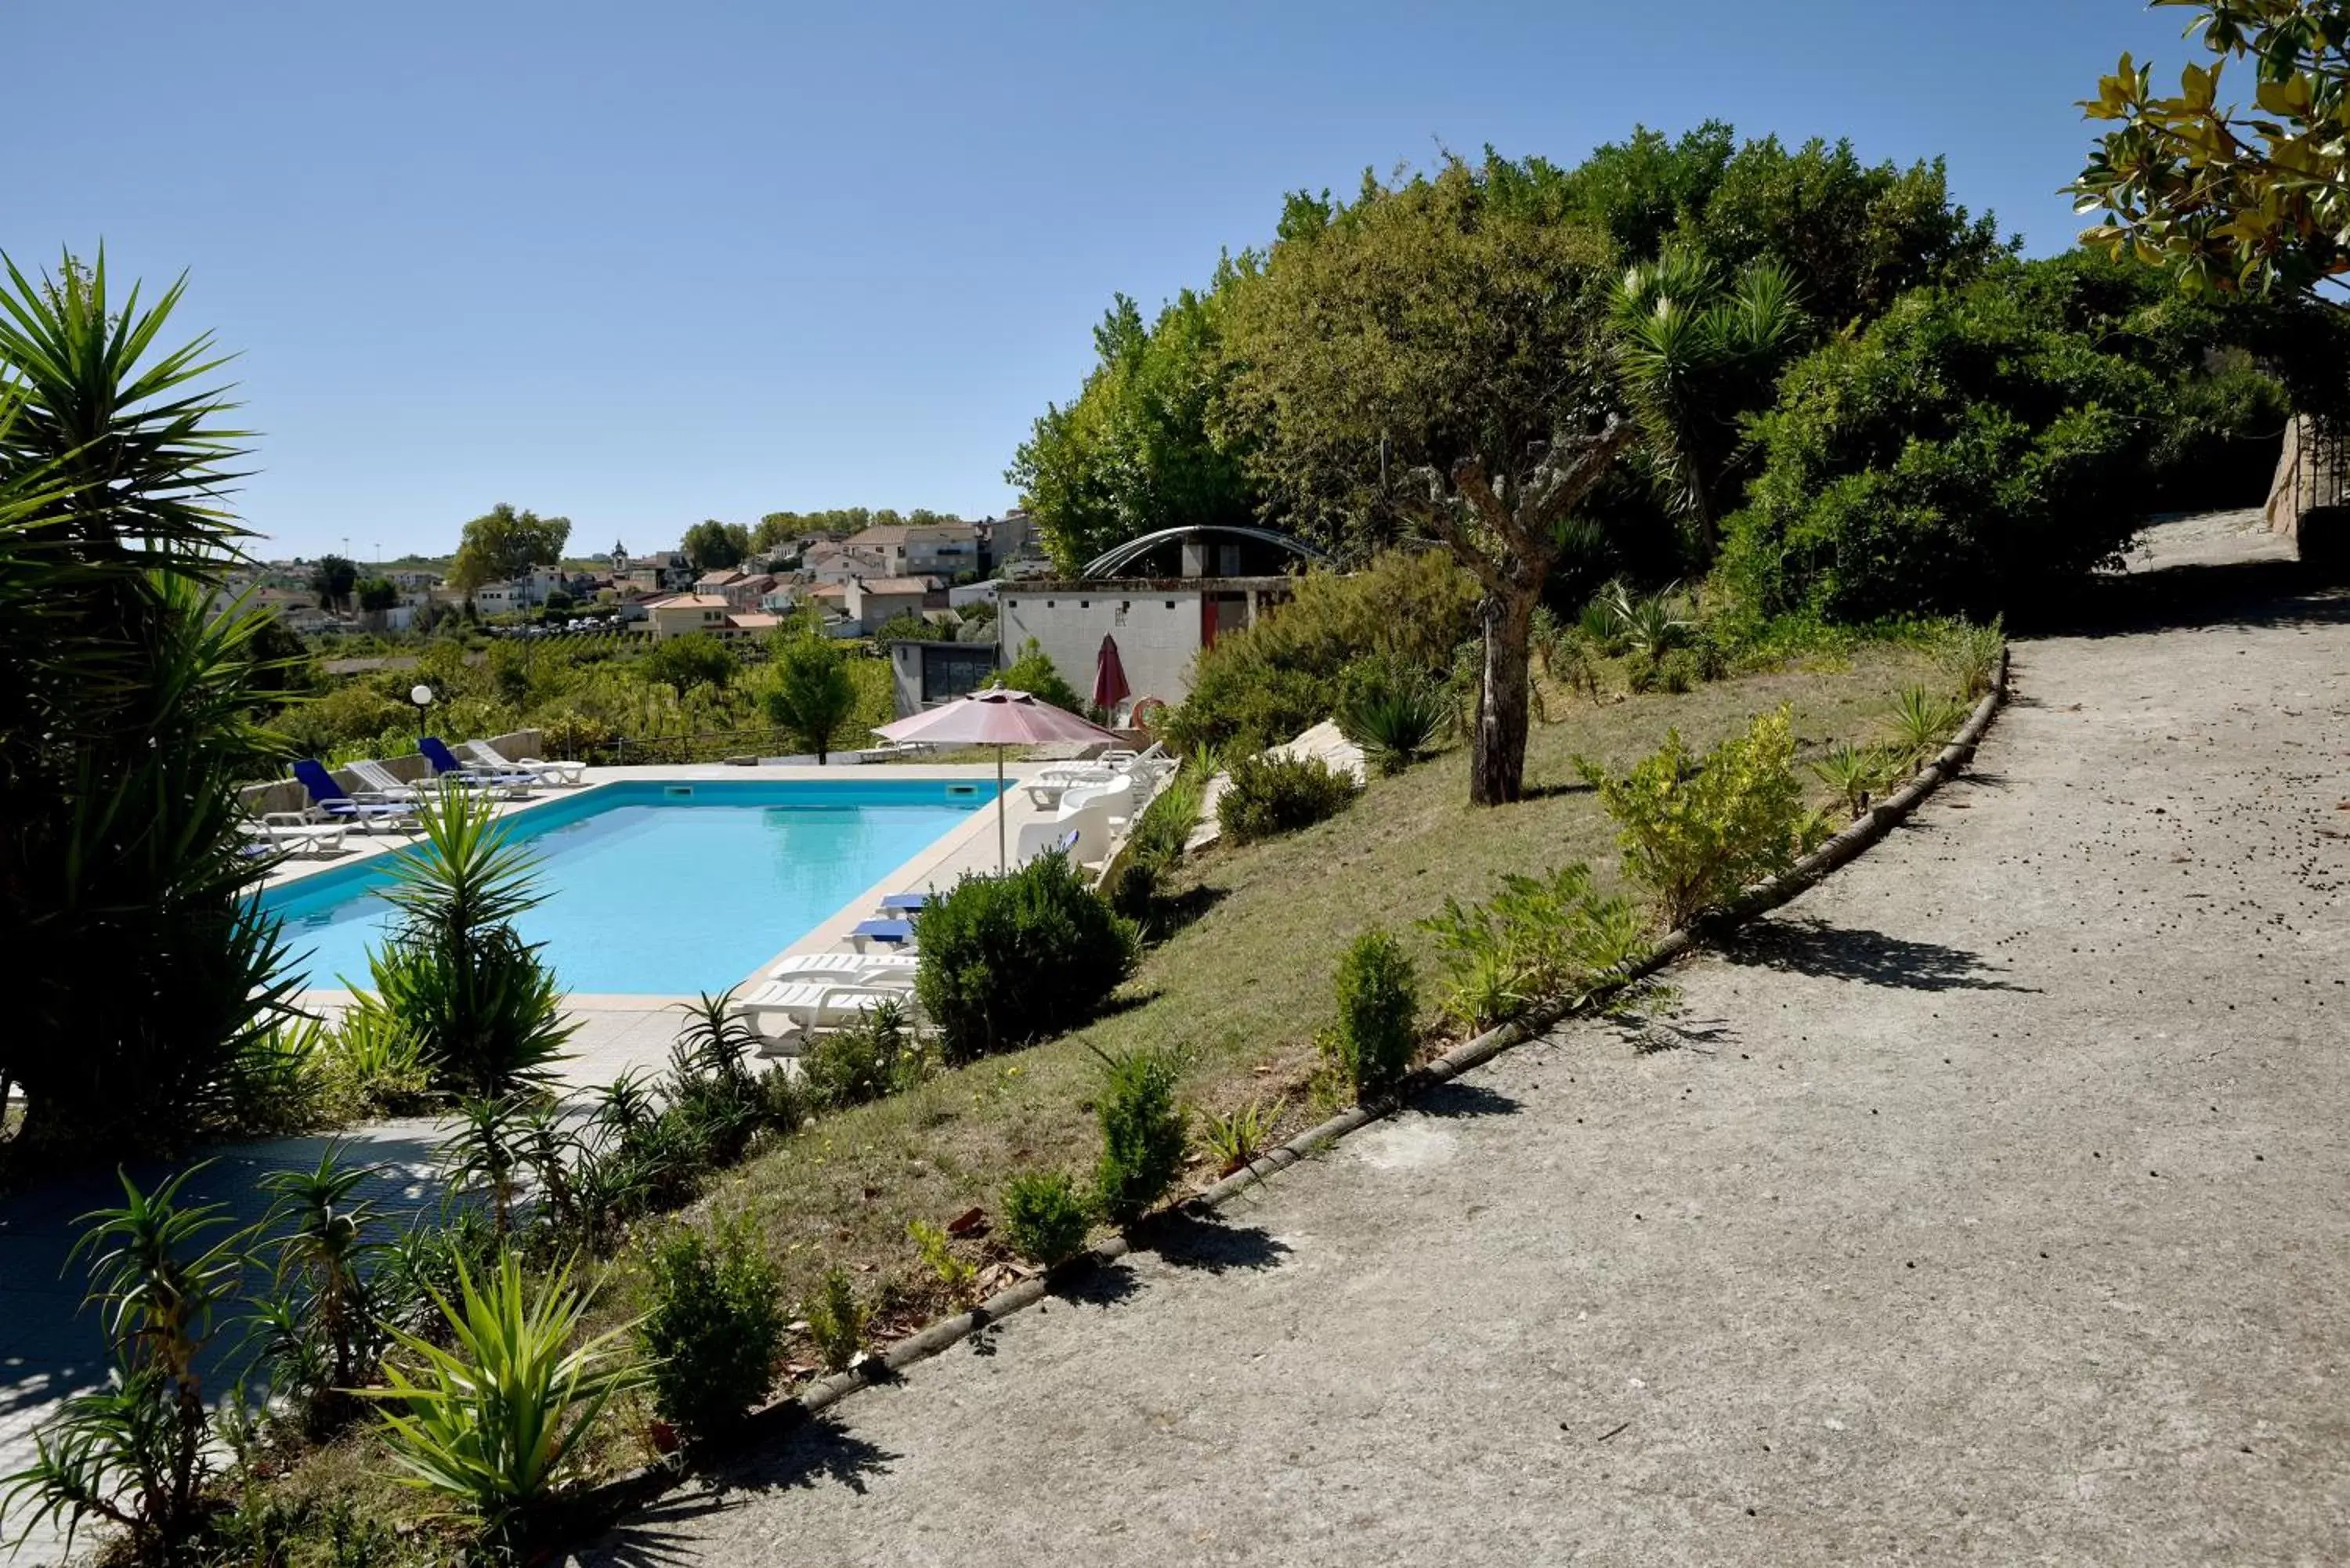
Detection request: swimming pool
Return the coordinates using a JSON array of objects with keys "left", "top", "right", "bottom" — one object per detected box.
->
[{"left": 263, "top": 778, "right": 994, "bottom": 995}]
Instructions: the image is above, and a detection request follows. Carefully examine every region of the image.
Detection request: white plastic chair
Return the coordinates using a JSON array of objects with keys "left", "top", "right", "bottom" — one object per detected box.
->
[{"left": 465, "top": 739, "right": 587, "bottom": 787}]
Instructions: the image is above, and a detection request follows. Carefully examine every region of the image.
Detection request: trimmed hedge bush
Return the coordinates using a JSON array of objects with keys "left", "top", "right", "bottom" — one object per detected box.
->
[
  {"left": 636, "top": 1214, "right": 786, "bottom": 1443},
  {"left": 1216, "top": 752, "right": 1359, "bottom": 844},
  {"left": 1090, "top": 1045, "right": 1188, "bottom": 1225},
  {"left": 913, "top": 852, "right": 1139, "bottom": 1061},
  {"left": 1330, "top": 927, "right": 1419, "bottom": 1096},
  {"left": 1002, "top": 1169, "right": 1092, "bottom": 1266}
]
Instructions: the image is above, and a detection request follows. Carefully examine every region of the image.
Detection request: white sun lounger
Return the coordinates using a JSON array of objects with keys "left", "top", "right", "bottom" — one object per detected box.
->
[
  {"left": 1023, "top": 742, "right": 1173, "bottom": 808},
  {"left": 242, "top": 811, "right": 349, "bottom": 858},
  {"left": 343, "top": 758, "right": 428, "bottom": 804},
  {"left": 737, "top": 977, "right": 919, "bottom": 1052},
  {"left": 465, "top": 739, "right": 586, "bottom": 787},
  {"left": 765, "top": 952, "right": 919, "bottom": 984}
]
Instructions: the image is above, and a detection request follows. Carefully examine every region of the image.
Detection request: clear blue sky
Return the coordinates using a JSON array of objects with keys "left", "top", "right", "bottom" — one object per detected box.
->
[{"left": 9, "top": 1, "right": 2191, "bottom": 562}]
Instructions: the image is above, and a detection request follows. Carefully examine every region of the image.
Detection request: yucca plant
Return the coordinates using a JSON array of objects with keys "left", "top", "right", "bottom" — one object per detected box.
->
[
  {"left": 1195, "top": 1097, "right": 1278, "bottom": 1176},
  {"left": 1578, "top": 589, "right": 1630, "bottom": 656},
  {"left": 1, "top": 1165, "right": 253, "bottom": 1560},
  {"left": 1810, "top": 742, "right": 1898, "bottom": 820},
  {"left": 368, "top": 786, "right": 573, "bottom": 1097},
  {"left": 362, "top": 1251, "right": 641, "bottom": 1542},
  {"left": 669, "top": 989, "right": 758, "bottom": 1089},
  {"left": 1885, "top": 688, "right": 1970, "bottom": 769},
  {"left": 257, "top": 1146, "right": 385, "bottom": 1415},
  {"left": 1936, "top": 618, "right": 2005, "bottom": 700},
  {"left": 1338, "top": 654, "right": 1454, "bottom": 776},
  {"left": 439, "top": 1097, "right": 530, "bottom": 1237},
  {"left": 1611, "top": 245, "right": 1806, "bottom": 555},
  {"left": 0, "top": 253, "right": 308, "bottom": 1158}
]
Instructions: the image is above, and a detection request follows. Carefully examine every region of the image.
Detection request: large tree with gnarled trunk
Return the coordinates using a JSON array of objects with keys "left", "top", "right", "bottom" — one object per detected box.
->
[{"left": 1216, "top": 156, "right": 1629, "bottom": 805}]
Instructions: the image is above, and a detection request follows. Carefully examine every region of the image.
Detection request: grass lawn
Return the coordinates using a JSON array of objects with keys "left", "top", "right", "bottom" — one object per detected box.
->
[{"left": 632, "top": 643, "right": 1943, "bottom": 1360}]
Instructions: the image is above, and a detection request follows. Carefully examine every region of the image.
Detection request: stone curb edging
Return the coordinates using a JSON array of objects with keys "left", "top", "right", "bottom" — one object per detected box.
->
[{"left": 562, "top": 649, "right": 2012, "bottom": 1532}]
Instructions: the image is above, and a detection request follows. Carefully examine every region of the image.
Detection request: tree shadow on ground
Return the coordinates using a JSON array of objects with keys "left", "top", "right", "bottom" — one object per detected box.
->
[
  {"left": 1053, "top": 1256, "right": 1143, "bottom": 1308},
  {"left": 1611, "top": 1015, "right": 1734, "bottom": 1056},
  {"left": 1723, "top": 917, "right": 2038, "bottom": 994},
  {"left": 1139, "top": 883, "right": 1226, "bottom": 942},
  {"left": 2029, "top": 558, "right": 2350, "bottom": 638},
  {"left": 1092, "top": 988, "right": 1164, "bottom": 1022},
  {"left": 721, "top": 1413, "right": 898, "bottom": 1499},
  {"left": 1137, "top": 1208, "right": 1291, "bottom": 1274},
  {"left": 1411, "top": 1079, "right": 1522, "bottom": 1118},
  {"left": 1514, "top": 779, "right": 1596, "bottom": 803},
  {"left": 577, "top": 1418, "right": 900, "bottom": 1567}
]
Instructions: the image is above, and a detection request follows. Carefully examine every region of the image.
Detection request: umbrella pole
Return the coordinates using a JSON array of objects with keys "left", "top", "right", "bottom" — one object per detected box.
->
[{"left": 996, "top": 746, "right": 1007, "bottom": 874}]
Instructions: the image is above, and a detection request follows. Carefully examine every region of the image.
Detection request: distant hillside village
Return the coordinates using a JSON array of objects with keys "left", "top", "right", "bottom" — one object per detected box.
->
[{"left": 226, "top": 511, "right": 1331, "bottom": 721}]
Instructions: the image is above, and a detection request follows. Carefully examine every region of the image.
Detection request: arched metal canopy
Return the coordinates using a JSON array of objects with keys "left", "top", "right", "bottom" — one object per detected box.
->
[{"left": 1078, "top": 524, "right": 1331, "bottom": 580}]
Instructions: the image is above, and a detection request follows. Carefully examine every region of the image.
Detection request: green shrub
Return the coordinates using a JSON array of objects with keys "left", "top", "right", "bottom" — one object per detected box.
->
[
  {"left": 996, "top": 638, "right": 1086, "bottom": 713},
  {"left": 802, "top": 1267, "right": 866, "bottom": 1374},
  {"left": 325, "top": 996, "right": 436, "bottom": 1117},
  {"left": 1578, "top": 707, "right": 1820, "bottom": 929},
  {"left": 1001, "top": 1169, "right": 1094, "bottom": 1267},
  {"left": 362, "top": 1252, "right": 641, "bottom": 1541},
  {"left": 798, "top": 998, "right": 927, "bottom": 1109},
  {"left": 1419, "top": 863, "right": 1649, "bottom": 1031},
  {"left": 1090, "top": 1045, "right": 1188, "bottom": 1225},
  {"left": 1164, "top": 551, "right": 1480, "bottom": 753},
  {"left": 1125, "top": 759, "right": 1208, "bottom": 874},
  {"left": 913, "top": 854, "right": 1138, "bottom": 1061},
  {"left": 906, "top": 1219, "right": 977, "bottom": 1297},
  {"left": 1716, "top": 278, "right": 2166, "bottom": 623},
  {"left": 638, "top": 632, "right": 736, "bottom": 695},
  {"left": 1330, "top": 927, "right": 1419, "bottom": 1095},
  {"left": 636, "top": 1214, "right": 786, "bottom": 1443},
  {"left": 1216, "top": 752, "right": 1359, "bottom": 844},
  {"left": 1336, "top": 655, "right": 1452, "bottom": 775},
  {"left": 1104, "top": 858, "right": 1159, "bottom": 925},
  {"left": 367, "top": 789, "right": 574, "bottom": 1097}
]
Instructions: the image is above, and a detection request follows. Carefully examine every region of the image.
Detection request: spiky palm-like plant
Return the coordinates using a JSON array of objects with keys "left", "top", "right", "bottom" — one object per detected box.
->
[
  {"left": 362, "top": 1251, "right": 642, "bottom": 1545},
  {"left": 0, "top": 252, "right": 299, "bottom": 1156},
  {"left": 368, "top": 786, "right": 574, "bottom": 1097},
  {"left": 1611, "top": 246, "right": 1806, "bottom": 556}
]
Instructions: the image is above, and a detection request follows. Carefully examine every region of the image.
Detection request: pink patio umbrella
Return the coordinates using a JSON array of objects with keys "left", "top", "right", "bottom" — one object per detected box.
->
[
  {"left": 1092, "top": 633, "right": 1131, "bottom": 717},
  {"left": 873, "top": 687, "right": 1123, "bottom": 872}
]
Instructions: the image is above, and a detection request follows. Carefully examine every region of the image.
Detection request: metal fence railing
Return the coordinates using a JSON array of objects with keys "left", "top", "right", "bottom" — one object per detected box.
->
[{"left": 566, "top": 725, "right": 788, "bottom": 768}]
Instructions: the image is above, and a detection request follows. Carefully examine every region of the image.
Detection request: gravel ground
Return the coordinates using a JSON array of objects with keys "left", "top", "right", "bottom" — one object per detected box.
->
[{"left": 570, "top": 526, "right": 2350, "bottom": 1566}]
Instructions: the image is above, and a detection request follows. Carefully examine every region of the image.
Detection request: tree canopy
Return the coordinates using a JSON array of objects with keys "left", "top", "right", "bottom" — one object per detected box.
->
[
  {"left": 450, "top": 503, "right": 570, "bottom": 594},
  {"left": 682, "top": 518, "right": 751, "bottom": 572},
  {"left": 2074, "top": 1, "right": 2350, "bottom": 301},
  {"left": 1007, "top": 282, "right": 1256, "bottom": 573},
  {"left": 763, "top": 620, "right": 860, "bottom": 761},
  {"left": 1217, "top": 154, "right": 1629, "bottom": 803},
  {"left": 309, "top": 553, "right": 356, "bottom": 610},
  {"left": 753, "top": 507, "right": 960, "bottom": 553},
  {"left": 1008, "top": 124, "right": 2012, "bottom": 580}
]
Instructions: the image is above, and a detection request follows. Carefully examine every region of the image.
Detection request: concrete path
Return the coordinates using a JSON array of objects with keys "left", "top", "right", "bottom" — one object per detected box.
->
[{"left": 574, "top": 525, "right": 2350, "bottom": 1566}]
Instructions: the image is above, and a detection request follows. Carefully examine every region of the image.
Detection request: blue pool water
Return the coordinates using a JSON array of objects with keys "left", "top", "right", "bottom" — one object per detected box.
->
[{"left": 263, "top": 779, "right": 992, "bottom": 995}]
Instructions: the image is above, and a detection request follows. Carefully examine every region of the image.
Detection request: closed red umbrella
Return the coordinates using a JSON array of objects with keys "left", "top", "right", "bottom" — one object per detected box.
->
[
  {"left": 873, "top": 687, "right": 1123, "bottom": 871},
  {"left": 1092, "top": 633, "right": 1130, "bottom": 716}
]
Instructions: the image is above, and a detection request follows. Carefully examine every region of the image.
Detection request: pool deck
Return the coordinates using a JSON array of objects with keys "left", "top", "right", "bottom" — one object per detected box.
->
[{"left": 270, "top": 759, "right": 1065, "bottom": 1088}]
